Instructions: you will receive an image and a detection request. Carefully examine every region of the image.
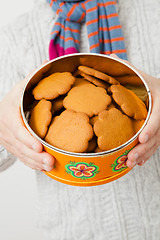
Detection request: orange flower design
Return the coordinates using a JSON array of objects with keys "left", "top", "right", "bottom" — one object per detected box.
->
[
  {"left": 111, "top": 152, "right": 129, "bottom": 172},
  {"left": 65, "top": 162, "right": 99, "bottom": 179}
]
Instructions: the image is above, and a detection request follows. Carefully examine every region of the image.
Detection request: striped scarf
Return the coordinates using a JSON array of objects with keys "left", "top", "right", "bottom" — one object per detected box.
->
[{"left": 47, "top": 0, "right": 127, "bottom": 60}]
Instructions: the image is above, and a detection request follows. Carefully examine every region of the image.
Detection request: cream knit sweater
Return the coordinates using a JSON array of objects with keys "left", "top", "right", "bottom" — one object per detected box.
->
[{"left": 0, "top": 0, "right": 160, "bottom": 239}]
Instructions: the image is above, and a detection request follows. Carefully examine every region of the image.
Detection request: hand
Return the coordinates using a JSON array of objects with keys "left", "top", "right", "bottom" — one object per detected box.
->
[
  {"left": 127, "top": 70, "right": 160, "bottom": 168},
  {"left": 0, "top": 66, "right": 55, "bottom": 171},
  {"left": 110, "top": 54, "right": 160, "bottom": 168}
]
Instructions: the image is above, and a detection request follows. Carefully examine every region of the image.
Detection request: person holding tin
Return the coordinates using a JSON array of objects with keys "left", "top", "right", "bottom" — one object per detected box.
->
[{"left": 0, "top": 0, "right": 160, "bottom": 239}]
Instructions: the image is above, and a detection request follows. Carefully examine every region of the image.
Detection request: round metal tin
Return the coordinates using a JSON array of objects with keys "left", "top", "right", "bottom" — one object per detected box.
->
[{"left": 21, "top": 53, "right": 152, "bottom": 186}]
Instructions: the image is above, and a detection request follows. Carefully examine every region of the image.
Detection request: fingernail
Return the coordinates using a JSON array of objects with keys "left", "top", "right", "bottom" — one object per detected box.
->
[
  {"left": 138, "top": 160, "right": 145, "bottom": 166},
  {"left": 43, "top": 164, "right": 52, "bottom": 172},
  {"left": 43, "top": 157, "right": 50, "bottom": 165},
  {"left": 127, "top": 161, "right": 136, "bottom": 168}
]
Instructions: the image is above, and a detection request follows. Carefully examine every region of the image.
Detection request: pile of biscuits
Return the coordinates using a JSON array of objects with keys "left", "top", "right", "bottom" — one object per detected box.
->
[{"left": 29, "top": 65, "right": 148, "bottom": 153}]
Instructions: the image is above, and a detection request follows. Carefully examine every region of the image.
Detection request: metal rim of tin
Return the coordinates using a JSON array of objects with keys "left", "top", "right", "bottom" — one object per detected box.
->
[{"left": 21, "top": 53, "right": 152, "bottom": 158}]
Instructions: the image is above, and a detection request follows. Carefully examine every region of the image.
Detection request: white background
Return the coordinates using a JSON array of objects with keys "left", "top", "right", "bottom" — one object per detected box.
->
[{"left": 0, "top": 1, "right": 44, "bottom": 239}]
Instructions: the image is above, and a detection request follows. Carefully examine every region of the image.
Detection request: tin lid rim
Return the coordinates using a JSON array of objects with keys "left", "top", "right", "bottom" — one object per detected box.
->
[{"left": 20, "top": 53, "right": 152, "bottom": 158}]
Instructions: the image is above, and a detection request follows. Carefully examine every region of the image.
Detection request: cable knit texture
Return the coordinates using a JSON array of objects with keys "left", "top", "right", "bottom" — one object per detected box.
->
[{"left": 0, "top": 0, "right": 160, "bottom": 239}]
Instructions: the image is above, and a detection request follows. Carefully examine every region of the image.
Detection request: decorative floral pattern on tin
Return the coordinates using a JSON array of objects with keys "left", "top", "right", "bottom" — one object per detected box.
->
[
  {"left": 65, "top": 162, "right": 99, "bottom": 180},
  {"left": 111, "top": 150, "right": 131, "bottom": 172}
]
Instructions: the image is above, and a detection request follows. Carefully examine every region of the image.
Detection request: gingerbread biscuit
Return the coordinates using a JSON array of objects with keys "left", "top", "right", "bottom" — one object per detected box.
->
[
  {"left": 78, "top": 65, "right": 119, "bottom": 85},
  {"left": 63, "top": 84, "right": 112, "bottom": 117},
  {"left": 115, "top": 74, "right": 143, "bottom": 85},
  {"left": 32, "top": 72, "right": 75, "bottom": 100},
  {"left": 86, "top": 136, "right": 97, "bottom": 152},
  {"left": 107, "top": 102, "right": 115, "bottom": 110},
  {"left": 51, "top": 95, "right": 65, "bottom": 114},
  {"left": 80, "top": 72, "right": 109, "bottom": 89},
  {"left": 94, "top": 108, "right": 135, "bottom": 151},
  {"left": 89, "top": 116, "right": 98, "bottom": 126},
  {"left": 94, "top": 146, "right": 103, "bottom": 153},
  {"left": 72, "top": 77, "right": 89, "bottom": 87},
  {"left": 132, "top": 119, "right": 145, "bottom": 133},
  {"left": 79, "top": 56, "right": 135, "bottom": 77},
  {"left": 125, "top": 84, "right": 148, "bottom": 102},
  {"left": 29, "top": 99, "right": 52, "bottom": 139},
  {"left": 72, "top": 69, "right": 82, "bottom": 77},
  {"left": 110, "top": 85, "right": 148, "bottom": 120},
  {"left": 30, "top": 100, "right": 39, "bottom": 114},
  {"left": 45, "top": 110, "right": 93, "bottom": 153}
]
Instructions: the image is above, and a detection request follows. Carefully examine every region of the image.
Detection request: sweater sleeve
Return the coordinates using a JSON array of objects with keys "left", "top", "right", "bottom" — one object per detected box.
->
[
  {"left": 0, "top": 1, "right": 55, "bottom": 172},
  {"left": 0, "top": 146, "right": 16, "bottom": 173},
  {"left": 0, "top": 26, "right": 24, "bottom": 172}
]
